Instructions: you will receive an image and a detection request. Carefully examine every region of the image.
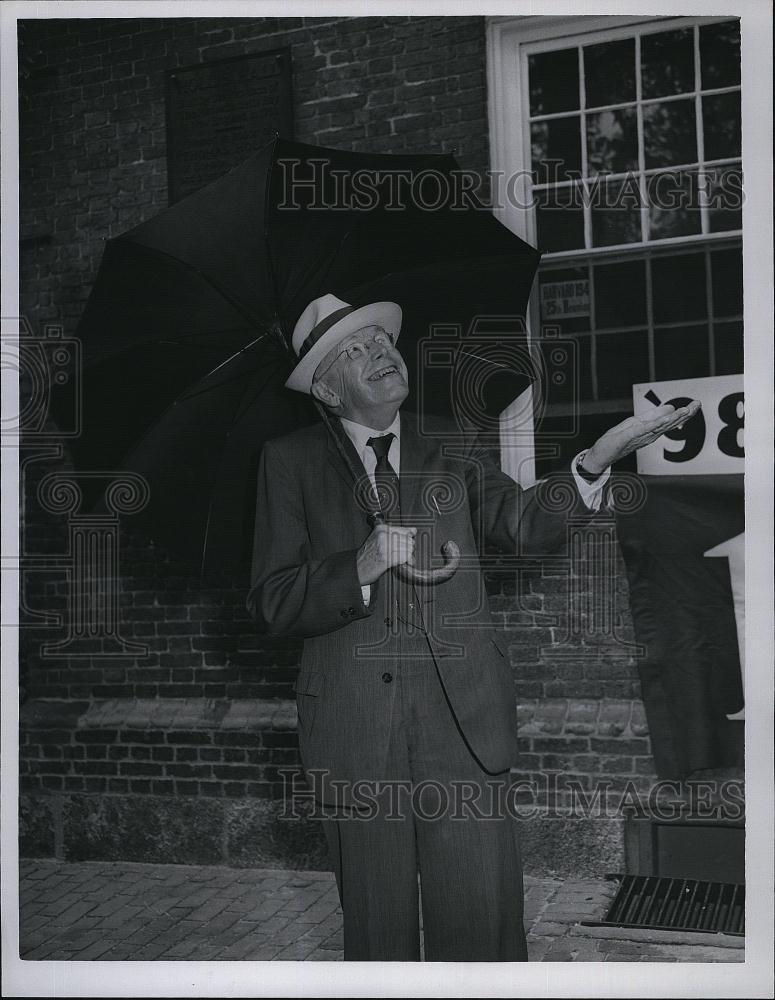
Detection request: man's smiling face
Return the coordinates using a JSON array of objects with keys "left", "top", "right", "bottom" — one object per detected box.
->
[{"left": 311, "top": 324, "right": 409, "bottom": 426}]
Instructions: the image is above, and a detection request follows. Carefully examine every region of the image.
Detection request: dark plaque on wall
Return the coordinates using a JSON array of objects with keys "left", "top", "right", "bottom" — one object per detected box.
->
[{"left": 165, "top": 48, "right": 293, "bottom": 204}]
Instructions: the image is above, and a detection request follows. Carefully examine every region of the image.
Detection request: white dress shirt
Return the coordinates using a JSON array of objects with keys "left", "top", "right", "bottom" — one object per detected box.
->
[
  {"left": 340, "top": 413, "right": 403, "bottom": 493},
  {"left": 339, "top": 413, "right": 611, "bottom": 606}
]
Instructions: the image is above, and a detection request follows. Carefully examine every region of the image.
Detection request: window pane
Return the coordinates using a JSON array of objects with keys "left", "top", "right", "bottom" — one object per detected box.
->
[
  {"left": 531, "top": 116, "right": 582, "bottom": 181},
  {"left": 643, "top": 99, "right": 698, "bottom": 167},
  {"left": 596, "top": 330, "right": 650, "bottom": 399},
  {"left": 703, "top": 91, "right": 741, "bottom": 160},
  {"left": 641, "top": 28, "right": 695, "bottom": 99},
  {"left": 590, "top": 177, "right": 642, "bottom": 247},
  {"left": 651, "top": 253, "right": 707, "bottom": 323},
  {"left": 583, "top": 38, "right": 636, "bottom": 109},
  {"left": 535, "top": 186, "right": 585, "bottom": 252},
  {"left": 705, "top": 163, "right": 743, "bottom": 232},
  {"left": 711, "top": 247, "right": 743, "bottom": 318},
  {"left": 586, "top": 107, "right": 638, "bottom": 175},
  {"left": 700, "top": 20, "right": 741, "bottom": 89},
  {"left": 654, "top": 325, "right": 710, "bottom": 380},
  {"left": 648, "top": 169, "right": 702, "bottom": 240},
  {"left": 594, "top": 260, "right": 647, "bottom": 328},
  {"left": 529, "top": 48, "right": 579, "bottom": 115},
  {"left": 714, "top": 321, "right": 743, "bottom": 376}
]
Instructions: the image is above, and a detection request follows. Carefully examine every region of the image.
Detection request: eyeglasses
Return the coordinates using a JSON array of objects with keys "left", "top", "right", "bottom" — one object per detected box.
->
[{"left": 316, "top": 330, "right": 394, "bottom": 379}]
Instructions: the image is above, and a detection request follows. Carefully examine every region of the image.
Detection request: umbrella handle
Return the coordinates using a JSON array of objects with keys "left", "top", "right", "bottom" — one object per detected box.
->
[
  {"left": 395, "top": 538, "right": 461, "bottom": 585},
  {"left": 367, "top": 511, "right": 461, "bottom": 585}
]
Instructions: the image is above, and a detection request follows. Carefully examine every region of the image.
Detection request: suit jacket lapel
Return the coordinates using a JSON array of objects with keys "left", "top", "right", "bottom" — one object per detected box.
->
[
  {"left": 325, "top": 416, "right": 367, "bottom": 491},
  {"left": 399, "top": 411, "right": 437, "bottom": 518},
  {"left": 324, "top": 418, "right": 378, "bottom": 541}
]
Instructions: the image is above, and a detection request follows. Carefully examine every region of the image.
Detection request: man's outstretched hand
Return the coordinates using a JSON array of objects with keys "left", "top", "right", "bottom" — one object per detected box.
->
[{"left": 581, "top": 400, "right": 703, "bottom": 475}]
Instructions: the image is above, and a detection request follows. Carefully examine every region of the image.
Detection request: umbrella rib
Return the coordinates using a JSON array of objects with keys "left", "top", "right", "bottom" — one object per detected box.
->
[
  {"left": 194, "top": 333, "right": 270, "bottom": 382},
  {"left": 119, "top": 237, "right": 278, "bottom": 344},
  {"left": 263, "top": 134, "right": 293, "bottom": 348},
  {"left": 83, "top": 327, "right": 263, "bottom": 371},
  {"left": 110, "top": 336, "right": 280, "bottom": 483},
  {"left": 310, "top": 230, "right": 353, "bottom": 304},
  {"left": 456, "top": 349, "right": 512, "bottom": 371},
  {"left": 181, "top": 363, "right": 273, "bottom": 402},
  {"left": 149, "top": 335, "right": 278, "bottom": 405}
]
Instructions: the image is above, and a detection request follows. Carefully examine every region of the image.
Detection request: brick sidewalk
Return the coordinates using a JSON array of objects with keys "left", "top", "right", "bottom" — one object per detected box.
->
[{"left": 17, "top": 860, "right": 744, "bottom": 962}]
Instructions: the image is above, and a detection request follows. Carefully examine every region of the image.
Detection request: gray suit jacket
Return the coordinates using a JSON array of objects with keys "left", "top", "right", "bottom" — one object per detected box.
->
[{"left": 247, "top": 411, "right": 596, "bottom": 792}]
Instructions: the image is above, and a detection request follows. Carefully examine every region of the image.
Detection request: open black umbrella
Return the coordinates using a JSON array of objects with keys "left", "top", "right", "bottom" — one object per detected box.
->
[{"left": 59, "top": 137, "right": 541, "bottom": 578}]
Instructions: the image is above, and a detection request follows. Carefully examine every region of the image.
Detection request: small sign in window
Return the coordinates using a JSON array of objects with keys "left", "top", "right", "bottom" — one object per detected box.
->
[{"left": 540, "top": 279, "right": 591, "bottom": 319}]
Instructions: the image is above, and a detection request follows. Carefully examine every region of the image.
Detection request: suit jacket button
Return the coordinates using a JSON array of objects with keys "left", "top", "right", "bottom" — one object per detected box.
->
[
  {"left": 340, "top": 609, "right": 349, "bottom": 618},
  {"left": 381, "top": 672, "right": 393, "bottom": 683},
  {"left": 384, "top": 617, "right": 392, "bottom": 626}
]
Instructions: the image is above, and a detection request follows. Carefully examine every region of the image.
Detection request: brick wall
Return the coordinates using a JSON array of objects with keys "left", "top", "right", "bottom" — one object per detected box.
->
[
  {"left": 17, "top": 15, "right": 656, "bottom": 872},
  {"left": 19, "top": 15, "right": 491, "bottom": 338}
]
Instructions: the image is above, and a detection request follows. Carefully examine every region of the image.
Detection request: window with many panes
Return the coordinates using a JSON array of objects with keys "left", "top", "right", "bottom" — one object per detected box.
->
[{"left": 490, "top": 16, "right": 743, "bottom": 472}]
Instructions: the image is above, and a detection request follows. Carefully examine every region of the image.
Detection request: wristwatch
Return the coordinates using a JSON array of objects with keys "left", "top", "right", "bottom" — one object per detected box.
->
[{"left": 575, "top": 452, "right": 603, "bottom": 484}]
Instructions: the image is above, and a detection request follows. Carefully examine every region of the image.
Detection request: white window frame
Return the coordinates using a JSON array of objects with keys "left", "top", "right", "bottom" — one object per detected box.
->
[
  {"left": 487, "top": 14, "right": 743, "bottom": 430},
  {"left": 487, "top": 14, "right": 741, "bottom": 255}
]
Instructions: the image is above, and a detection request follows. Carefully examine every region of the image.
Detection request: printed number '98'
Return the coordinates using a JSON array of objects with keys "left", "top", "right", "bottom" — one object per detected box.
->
[{"left": 662, "top": 393, "right": 744, "bottom": 463}]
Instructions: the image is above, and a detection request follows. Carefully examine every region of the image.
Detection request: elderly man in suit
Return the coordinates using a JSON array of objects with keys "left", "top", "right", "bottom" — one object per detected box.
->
[{"left": 247, "top": 293, "right": 699, "bottom": 962}]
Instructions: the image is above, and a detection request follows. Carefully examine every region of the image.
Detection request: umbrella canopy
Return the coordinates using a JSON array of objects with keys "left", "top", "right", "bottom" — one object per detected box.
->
[{"left": 60, "top": 137, "right": 541, "bottom": 577}]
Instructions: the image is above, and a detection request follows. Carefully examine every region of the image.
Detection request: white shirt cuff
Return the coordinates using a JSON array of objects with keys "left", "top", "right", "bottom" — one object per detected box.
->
[
  {"left": 572, "top": 451, "right": 612, "bottom": 511},
  {"left": 361, "top": 584, "right": 371, "bottom": 607}
]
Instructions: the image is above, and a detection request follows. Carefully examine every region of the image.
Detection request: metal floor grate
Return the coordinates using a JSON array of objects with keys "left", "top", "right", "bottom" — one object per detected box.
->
[{"left": 583, "top": 876, "right": 745, "bottom": 936}]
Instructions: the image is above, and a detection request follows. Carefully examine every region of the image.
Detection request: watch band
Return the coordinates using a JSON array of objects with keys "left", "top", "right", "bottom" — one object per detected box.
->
[{"left": 575, "top": 452, "right": 603, "bottom": 484}]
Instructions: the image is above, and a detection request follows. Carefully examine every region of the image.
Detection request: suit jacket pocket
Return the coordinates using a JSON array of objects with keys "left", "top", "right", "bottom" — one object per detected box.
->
[
  {"left": 294, "top": 670, "right": 324, "bottom": 743},
  {"left": 294, "top": 671, "right": 325, "bottom": 696},
  {"left": 490, "top": 637, "right": 508, "bottom": 659}
]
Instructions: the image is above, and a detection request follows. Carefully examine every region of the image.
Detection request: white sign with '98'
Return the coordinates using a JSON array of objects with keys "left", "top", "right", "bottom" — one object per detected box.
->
[{"left": 633, "top": 374, "right": 744, "bottom": 475}]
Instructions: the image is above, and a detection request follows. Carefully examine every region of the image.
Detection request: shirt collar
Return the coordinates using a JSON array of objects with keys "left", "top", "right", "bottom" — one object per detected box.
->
[{"left": 339, "top": 412, "right": 401, "bottom": 458}]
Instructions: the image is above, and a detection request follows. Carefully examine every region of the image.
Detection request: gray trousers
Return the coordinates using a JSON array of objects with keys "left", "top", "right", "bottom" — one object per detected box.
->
[{"left": 319, "top": 648, "right": 528, "bottom": 961}]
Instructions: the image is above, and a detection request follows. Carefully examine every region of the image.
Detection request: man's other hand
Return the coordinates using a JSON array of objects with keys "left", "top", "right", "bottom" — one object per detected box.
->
[
  {"left": 582, "top": 399, "right": 703, "bottom": 474},
  {"left": 357, "top": 524, "right": 417, "bottom": 585}
]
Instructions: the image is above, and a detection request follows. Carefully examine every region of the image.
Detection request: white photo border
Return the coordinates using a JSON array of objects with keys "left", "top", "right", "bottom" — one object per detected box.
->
[{"left": 2, "top": 1, "right": 772, "bottom": 997}]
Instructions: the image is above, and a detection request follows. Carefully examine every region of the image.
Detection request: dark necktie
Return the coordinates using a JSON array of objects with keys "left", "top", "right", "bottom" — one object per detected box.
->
[
  {"left": 367, "top": 433, "right": 400, "bottom": 519},
  {"left": 368, "top": 432, "right": 421, "bottom": 630}
]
